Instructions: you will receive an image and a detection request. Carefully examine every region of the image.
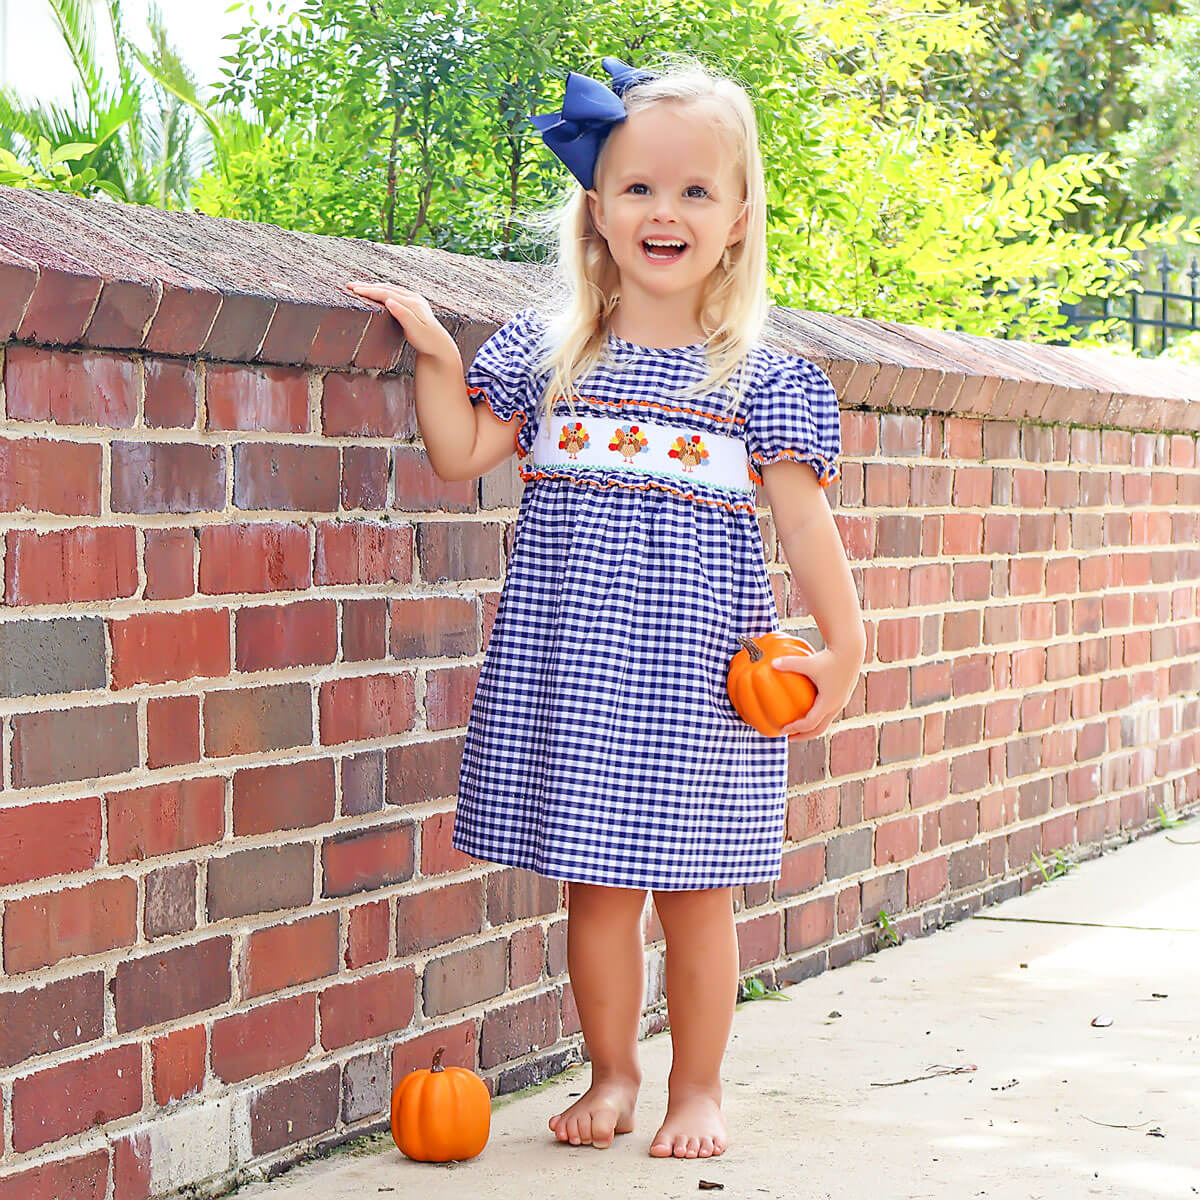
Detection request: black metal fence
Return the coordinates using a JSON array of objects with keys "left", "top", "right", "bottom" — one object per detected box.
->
[{"left": 1054, "top": 253, "right": 1200, "bottom": 354}]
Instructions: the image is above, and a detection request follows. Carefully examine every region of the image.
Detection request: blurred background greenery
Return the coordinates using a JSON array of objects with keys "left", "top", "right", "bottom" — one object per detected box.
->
[{"left": 2, "top": 0, "right": 1199, "bottom": 358}]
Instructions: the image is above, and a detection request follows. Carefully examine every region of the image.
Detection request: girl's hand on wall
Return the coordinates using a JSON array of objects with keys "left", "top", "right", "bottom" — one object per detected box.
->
[
  {"left": 346, "top": 282, "right": 462, "bottom": 365},
  {"left": 772, "top": 647, "right": 862, "bottom": 740}
]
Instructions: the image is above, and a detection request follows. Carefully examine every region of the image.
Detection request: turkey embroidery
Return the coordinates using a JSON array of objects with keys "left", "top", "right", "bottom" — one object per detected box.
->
[
  {"left": 609, "top": 425, "right": 649, "bottom": 460},
  {"left": 669, "top": 434, "right": 709, "bottom": 473},
  {"left": 558, "top": 421, "right": 589, "bottom": 459}
]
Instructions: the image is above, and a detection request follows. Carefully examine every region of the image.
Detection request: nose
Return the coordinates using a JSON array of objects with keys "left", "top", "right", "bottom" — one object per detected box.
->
[{"left": 649, "top": 192, "right": 681, "bottom": 224}]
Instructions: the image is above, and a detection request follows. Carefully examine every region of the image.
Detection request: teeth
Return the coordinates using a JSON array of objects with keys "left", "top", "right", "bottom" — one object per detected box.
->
[{"left": 645, "top": 239, "right": 685, "bottom": 247}]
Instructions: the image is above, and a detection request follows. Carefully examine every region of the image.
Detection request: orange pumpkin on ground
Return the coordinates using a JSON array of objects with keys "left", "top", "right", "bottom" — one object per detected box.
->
[
  {"left": 390, "top": 1045, "right": 491, "bottom": 1162},
  {"left": 727, "top": 632, "right": 817, "bottom": 737}
]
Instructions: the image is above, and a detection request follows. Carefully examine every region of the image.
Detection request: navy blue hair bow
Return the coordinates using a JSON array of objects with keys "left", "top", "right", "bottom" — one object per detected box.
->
[{"left": 528, "top": 56, "right": 658, "bottom": 190}]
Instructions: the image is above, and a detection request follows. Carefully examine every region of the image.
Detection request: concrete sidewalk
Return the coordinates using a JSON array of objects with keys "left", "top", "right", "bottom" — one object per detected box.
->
[{"left": 234, "top": 826, "right": 1200, "bottom": 1200}]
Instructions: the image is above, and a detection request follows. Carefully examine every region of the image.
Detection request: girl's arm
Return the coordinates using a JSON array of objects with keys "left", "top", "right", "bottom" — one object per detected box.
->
[
  {"left": 762, "top": 458, "right": 865, "bottom": 739},
  {"left": 346, "top": 282, "right": 520, "bottom": 483}
]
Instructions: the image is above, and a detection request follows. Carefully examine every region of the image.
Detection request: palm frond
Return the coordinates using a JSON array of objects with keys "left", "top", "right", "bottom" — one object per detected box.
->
[{"left": 45, "top": 0, "right": 103, "bottom": 108}]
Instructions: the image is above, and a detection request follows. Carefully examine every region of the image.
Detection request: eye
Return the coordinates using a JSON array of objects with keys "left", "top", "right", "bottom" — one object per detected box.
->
[
  {"left": 685, "top": 185, "right": 710, "bottom": 198},
  {"left": 627, "top": 182, "right": 650, "bottom": 195}
]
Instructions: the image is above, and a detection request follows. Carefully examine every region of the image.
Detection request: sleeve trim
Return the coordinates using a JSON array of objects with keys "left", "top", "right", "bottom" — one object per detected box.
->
[
  {"left": 750, "top": 449, "right": 840, "bottom": 488},
  {"left": 467, "top": 385, "right": 529, "bottom": 457}
]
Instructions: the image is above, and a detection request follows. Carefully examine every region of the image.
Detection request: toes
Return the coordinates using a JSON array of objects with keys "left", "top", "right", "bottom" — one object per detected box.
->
[{"left": 698, "top": 1136, "right": 714, "bottom": 1157}]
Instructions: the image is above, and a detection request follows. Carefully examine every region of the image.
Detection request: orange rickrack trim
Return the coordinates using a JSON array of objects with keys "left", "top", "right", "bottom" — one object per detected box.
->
[
  {"left": 517, "top": 466, "right": 759, "bottom": 515},
  {"left": 467, "top": 385, "right": 530, "bottom": 457},
  {"left": 749, "top": 449, "right": 840, "bottom": 489},
  {"left": 556, "top": 393, "right": 746, "bottom": 427}
]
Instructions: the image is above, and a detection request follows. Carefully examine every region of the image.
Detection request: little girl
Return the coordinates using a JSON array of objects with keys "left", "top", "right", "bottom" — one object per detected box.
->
[{"left": 349, "top": 53, "right": 865, "bottom": 1161}]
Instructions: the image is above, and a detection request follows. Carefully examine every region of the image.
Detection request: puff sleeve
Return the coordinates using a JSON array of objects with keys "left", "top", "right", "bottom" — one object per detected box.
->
[
  {"left": 744, "top": 352, "right": 842, "bottom": 488},
  {"left": 465, "top": 307, "right": 545, "bottom": 459}
]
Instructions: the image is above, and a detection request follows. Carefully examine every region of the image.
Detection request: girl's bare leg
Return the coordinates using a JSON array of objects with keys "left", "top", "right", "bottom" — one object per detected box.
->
[
  {"left": 647, "top": 886, "right": 737, "bottom": 1158},
  {"left": 548, "top": 880, "right": 648, "bottom": 1148}
]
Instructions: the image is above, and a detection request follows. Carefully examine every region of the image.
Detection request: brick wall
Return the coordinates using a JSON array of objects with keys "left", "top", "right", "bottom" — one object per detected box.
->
[{"left": 0, "top": 184, "right": 1198, "bottom": 1198}]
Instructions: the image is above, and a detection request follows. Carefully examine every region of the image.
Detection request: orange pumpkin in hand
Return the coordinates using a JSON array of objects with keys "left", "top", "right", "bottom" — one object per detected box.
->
[
  {"left": 727, "top": 632, "right": 817, "bottom": 737},
  {"left": 390, "top": 1045, "right": 490, "bottom": 1162}
]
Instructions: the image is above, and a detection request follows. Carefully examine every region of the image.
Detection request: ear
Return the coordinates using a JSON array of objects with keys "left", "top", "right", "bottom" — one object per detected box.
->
[
  {"left": 726, "top": 202, "right": 748, "bottom": 248},
  {"left": 586, "top": 189, "right": 607, "bottom": 238}
]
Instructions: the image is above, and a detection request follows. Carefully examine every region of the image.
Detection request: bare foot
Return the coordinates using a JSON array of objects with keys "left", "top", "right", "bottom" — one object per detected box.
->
[
  {"left": 548, "top": 1076, "right": 640, "bottom": 1148},
  {"left": 648, "top": 1088, "right": 728, "bottom": 1158}
]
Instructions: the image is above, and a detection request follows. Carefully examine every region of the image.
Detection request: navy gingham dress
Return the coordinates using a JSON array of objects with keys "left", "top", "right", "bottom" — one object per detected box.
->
[{"left": 451, "top": 308, "right": 842, "bottom": 890}]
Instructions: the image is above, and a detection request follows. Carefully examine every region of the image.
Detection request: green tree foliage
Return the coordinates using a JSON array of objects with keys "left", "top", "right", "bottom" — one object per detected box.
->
[
  {"left": 1112, "top": 0, "right": 1200, "bottom": 220},
  {"left": 0, "top": 0, "right": 209, "bottom": 207},
  {"left": 919, "top": 0, "right": 1175, "bottom": 230}
]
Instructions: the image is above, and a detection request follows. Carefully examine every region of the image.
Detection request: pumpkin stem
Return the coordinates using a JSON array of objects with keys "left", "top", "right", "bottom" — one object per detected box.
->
[
  {"left": 736, "top": 634, "right": 764, "bottom": 662},
  {"left": 431, "top": 1045, "right": 446, "bottom": 1073}
]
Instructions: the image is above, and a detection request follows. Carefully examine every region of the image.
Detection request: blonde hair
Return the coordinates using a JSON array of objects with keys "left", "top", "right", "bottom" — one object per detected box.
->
[{"left": 520, "top": 53, "right": 769, "bottom": 431}]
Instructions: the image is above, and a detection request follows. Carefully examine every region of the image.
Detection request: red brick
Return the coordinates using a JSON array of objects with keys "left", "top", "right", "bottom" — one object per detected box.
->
[
  {"left": 346, "top": 899, "right": 390, "bottom": 968},
  {"left": 341, "top": 750, "right": 384, "bottom": 815},
  {"left": 478, "top": 989, "right": 559, "bottom": 1070},
  {"left": 249, "top": 1064, "right": 339, "bottom": 1156},
  {"left": 5, "top": 526, "right": 137, "bottom": 605},
  {"left": 0, "top": 244, "right": 38, "bottom": 338},
  {"left": 236, "top": 599, "right": 337, "bottom": 671},
  {"left": 211, "top": 993, "right": 317, "bottom": 1083},
  {"left": 907, "top": 855, "right": 946, "bottom": 905},
  {"left": 422, "top": 940, "right": 506, "bottom": 1017},
  {"left": 11, "top": 1043, "right": 142, "bottom": 1151},
  {"left": 151, "top": 1025, "right": 206, "bottom": 1106},
  {"left": 395, "top": 879, "right": 484, "bottom": 955},
  {"left": 322, "top": 371, "right": 414, "bottom": 436},
  {"left": 342, "top": 598, "right": 387, "bottom": 662},
  {"left": 785, "top": 895, "right": 836, "bottom": 953},
  {"left": 390, "top": 1023, "right": 479, "bottom": 1093},
  {"left": 0, "top": 437, "right": 101, "bottom": 515},
  {"left": 736, "top": 911, "right": 782, "bottom": 970},
  {"left": 258, "top": 299, "right": 323, "bottom": 365},
  {"left": 144, "top": 862, "right": 197, "bottom": 939},
  {"left": 84, "top": 277, "right": 159, "bottom": 350},
  {"left": 319, "top": 968, "right": 415, "bottom": 1050},
  {"left": 233, "top": 759, "right": 336, "bottom": 835},
  {"left": 313, "top": 521, "right": 413, "bottom": 585},
  {"left": 318, "top": 672, "right": 415, "bottom": 744},
  {"left": 421, "top": 809, "right": 476, "bottom": 876},
  {"left": 146, "top": 695, "right": 201, "bottom": 768},
  {"left": 143, "top": 285, "right": 222, "bottom": 356},
  {"left": 392, "top": 445, "right": 477, "bottom": 511},
  {"left": 510, "top": 924, "right": 544, "bottom": 988},
  {"left": 4, "top": 876, "right": 137, "bottom": 973},
  {"left": 144, "top": 357, "right": 198, "bottom": 428},
  {"left": 107, "top": 777, "right": 225, "bottom": 863},
  {"left": 307, "top": 307, "right": 370, "bottom": 367},
  {"left": 18, "top": 266, "right": 103, "bottom": 346},
  {"left": 5, "top": 345, "right": 137, "bottom": 427},
  {"left": 144, "top": 527, "right": 196, "bottom": 600},
  {"left": 242, "top": 912, "right": 341, "bottom": 998},
  {"left": 199, "top": 523, "right": 311, "bottom": 595},
  {"left": 201, "top": 292, "right": 276, "bottom": 360},
  {"left": 0, "top": 974, "right": 105, "bottom": 1069},
  {"left": 425, "top": 664, "right": 478, "bottom": 730},
  {"left": 111, "top": 1129, "right": 152, "bottom": 1200},
  {"left": 234, "top": 443, "right": 340, "bottom": 512},
  {"left": 389, "top": 596, "right": 478, "bottom": 658},
  {"left": 206, "top": 363, "right": 309, "bottom": 432},
  {"left": 113, "top": 936, "right": 233, "bottom": 1033},
  {"left": 12, "top": 704, "right": 138, "bottom": 787},
  {"left": 352, "top": 311, "right": 406, "bottom": 372},
  {"left": 0, "top": 796, "right": 101, "bottom": 886},
  {"left": 776, "top": 842, "right": 824, "bottom": 898},
  {"left": 322, "top": 822, "right": 415, "bottom": 898},
  {"left": 110, "top": 608, "right": 230, "bottom": 688},
  {"left": 203, "top": 683, "right": 313, "bottom": 757},
  {"left": 386, "top": 737, "right": 464, "bottom": 806},
  {"left": 0, "top": 1150, "right": 109, "bottom": 1200},
  {"left": 416, "top": 522, "right": 502, "bottom": 583},
  {"left": 207, "top": 843, "right": 314, "bottom": 920},
  {"left": 341, "top": 445, "right": 389, "bottom": 510},
  {"left": 876, "top": 815, "right": 920, "bottom": 865},
  {"left": 111, "top": 442, "right": 225, "bottom": 513}
]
